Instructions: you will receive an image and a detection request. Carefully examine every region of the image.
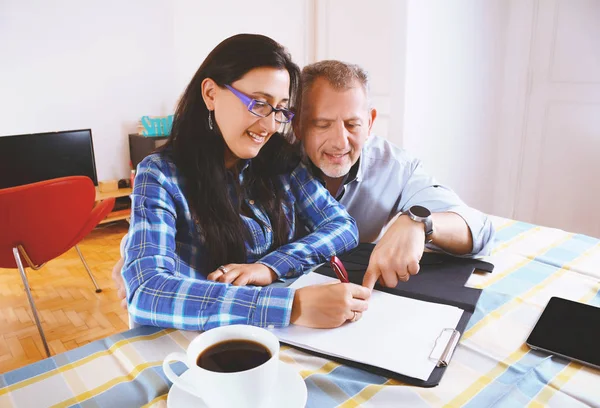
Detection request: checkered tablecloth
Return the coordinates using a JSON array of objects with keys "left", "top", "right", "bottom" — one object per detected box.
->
[{"left": 1, "top": 216, "right": 599, "bottom": 407}]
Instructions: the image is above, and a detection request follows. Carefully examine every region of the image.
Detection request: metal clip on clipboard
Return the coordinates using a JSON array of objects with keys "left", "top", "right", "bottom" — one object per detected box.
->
[{"left": 428, "top": 328, "right": 461, "bottom": 367}]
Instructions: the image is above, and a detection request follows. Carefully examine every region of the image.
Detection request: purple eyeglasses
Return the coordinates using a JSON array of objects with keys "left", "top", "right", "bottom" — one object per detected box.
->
[{"left": 224, "top": 84, "right": 294, "bottom": 124}]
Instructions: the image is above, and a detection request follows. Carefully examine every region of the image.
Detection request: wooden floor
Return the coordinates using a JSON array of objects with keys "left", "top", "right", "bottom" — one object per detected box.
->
[{"left": 0, "top": 221, "right": 130, "bottom": 374}]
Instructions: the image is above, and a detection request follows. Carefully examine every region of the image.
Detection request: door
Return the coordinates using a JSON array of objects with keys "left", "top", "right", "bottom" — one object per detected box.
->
[{"left": 514, "top": 0, "right": 600, "bottom": 238}]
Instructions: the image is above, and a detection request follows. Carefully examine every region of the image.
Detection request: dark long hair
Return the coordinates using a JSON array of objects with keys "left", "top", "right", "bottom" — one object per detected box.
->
[{"left": 161, "top": 34, "right": 301, "bottom": 271}]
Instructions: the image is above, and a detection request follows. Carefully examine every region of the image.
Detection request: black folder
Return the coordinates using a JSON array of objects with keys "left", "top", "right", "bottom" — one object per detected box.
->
[{"left": 290, "top": 243, "right": 494, "bottom": 387}]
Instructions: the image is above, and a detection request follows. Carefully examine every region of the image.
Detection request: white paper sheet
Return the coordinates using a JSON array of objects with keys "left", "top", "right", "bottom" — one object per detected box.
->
[{"left": 271, "top": 273, "right": 464, "bottom": 381}]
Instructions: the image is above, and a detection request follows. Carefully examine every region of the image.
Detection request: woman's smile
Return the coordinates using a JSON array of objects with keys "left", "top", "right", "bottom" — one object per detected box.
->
[{"left": 247, "top": 130, "right": 268, "bottom": 144}]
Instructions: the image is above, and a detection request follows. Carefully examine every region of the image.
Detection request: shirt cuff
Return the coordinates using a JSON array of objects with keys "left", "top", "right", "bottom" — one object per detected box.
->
[
  {"left": 250, "top": 286, "right": 296, "bottom": 328},
  {"left": 257, "top": 253, "right": 301, "bottom": 280},
  {"left": 429, "top": 206, "right": 494, "bottom": 256}
]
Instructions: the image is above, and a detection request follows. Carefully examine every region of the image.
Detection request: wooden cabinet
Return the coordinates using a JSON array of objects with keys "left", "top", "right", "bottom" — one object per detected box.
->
[{"left": 95, "top": 187, "right": 132, "bottom": 224}]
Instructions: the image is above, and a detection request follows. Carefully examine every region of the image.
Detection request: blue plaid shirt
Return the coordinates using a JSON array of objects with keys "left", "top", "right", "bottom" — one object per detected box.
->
[{"left": 123, "top": 152, "right": 358, "bottom": 331}]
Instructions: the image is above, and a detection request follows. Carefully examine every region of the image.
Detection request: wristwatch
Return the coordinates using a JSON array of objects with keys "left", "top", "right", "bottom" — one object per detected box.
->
[{"left": 405, "top": 205, "right": 434, "bottom": 243}]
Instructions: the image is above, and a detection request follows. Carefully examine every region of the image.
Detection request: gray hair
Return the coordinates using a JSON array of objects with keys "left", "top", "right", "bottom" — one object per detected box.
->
[{"left": 295, "top": 60, "right": 371, "bottom": 114}]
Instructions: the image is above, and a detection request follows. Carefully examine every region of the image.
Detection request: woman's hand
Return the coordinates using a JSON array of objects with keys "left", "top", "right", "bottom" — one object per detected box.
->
[
  {"left": 290, "top": 283, "right": 371, "bottom": 328},
  {"left": 206, "top": 263, "right": 278, "bottom": 286}
]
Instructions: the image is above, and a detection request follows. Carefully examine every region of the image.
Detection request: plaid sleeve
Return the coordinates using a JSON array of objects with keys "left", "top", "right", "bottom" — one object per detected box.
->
[
  {"left": 258, "top": 162, "right": 359, "bottom": 278},
  {"left": 123, "top": 157, "right": 295, "bottom": 330}
]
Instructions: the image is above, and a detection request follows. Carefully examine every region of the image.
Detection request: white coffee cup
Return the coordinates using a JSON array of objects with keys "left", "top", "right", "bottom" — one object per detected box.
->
[{"left": 162, "top": 324, "right": 280, "bottom": 408}]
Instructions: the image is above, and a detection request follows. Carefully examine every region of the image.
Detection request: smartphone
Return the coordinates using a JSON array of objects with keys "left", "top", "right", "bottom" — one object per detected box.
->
[{"left": 526, "top": 297, "right": 600, "bottom": 370}]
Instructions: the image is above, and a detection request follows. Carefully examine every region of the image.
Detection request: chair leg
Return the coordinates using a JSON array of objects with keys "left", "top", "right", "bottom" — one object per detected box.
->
[
  {"left": 75, "top": 245, "right": 102, "bottom": 293},
  {"left": 12, "top": 247, "right": 51, "bottom": 358},
  {"left": 23, "top": 268, "right": 31, "bottom": 291}
]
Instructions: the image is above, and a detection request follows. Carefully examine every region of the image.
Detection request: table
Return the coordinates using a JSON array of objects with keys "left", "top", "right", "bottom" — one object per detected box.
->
[{"left": 1, "top": 216, "right": 599, "bottom": 407}]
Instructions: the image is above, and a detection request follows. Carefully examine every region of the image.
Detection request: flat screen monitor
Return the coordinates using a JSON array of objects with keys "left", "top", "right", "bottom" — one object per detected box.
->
[{"left": 0, "top": 129, "right": 98, "bottom": 189}]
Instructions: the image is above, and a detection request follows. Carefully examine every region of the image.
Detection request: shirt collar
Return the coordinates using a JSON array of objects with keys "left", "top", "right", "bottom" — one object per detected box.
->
[
  {"left": 228, "top": 159, "right": 251, "bottom": 184},
  {"left": 346, "top": 156, "right": 362, "bottom": 184}
]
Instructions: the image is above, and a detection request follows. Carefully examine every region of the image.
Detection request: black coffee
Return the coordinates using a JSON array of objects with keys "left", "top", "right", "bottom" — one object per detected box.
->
[{"left": 196, "top": 340, "right": 272, "bottom": 373}]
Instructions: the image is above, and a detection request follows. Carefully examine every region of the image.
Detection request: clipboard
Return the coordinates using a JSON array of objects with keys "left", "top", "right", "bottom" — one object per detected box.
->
[
  {"left": 429, "top": 328, "right": 461, "bottom": 368},
  {"left": 285, "top": 243, "right": 494, "bottom": 387}
]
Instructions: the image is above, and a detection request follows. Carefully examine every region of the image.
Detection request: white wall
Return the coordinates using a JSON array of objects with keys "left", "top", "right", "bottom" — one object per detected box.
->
[
  {"left": 498, "top": 0, "right": 600, "bottom": 237},
  {"left": 313, "top": 0, "right": 396, "bottom": 142},
  {"left": 1, "top": 0, "right": 510, "bottom": 218},
  {"left": 491, "top": 0, "right": 536, "bottom": 219},
  {"left": 0, "top": 0, "right": 178, "bottom": 181},
  {"left": 401, "top": 0, "right": 509, "bottom": 214},
  {"left": 0, "top": 0, "right": 311, "bottom": 182},
  {"left": 311, "top": 0, "right": 509, "bottom": 214},
  {"left": 172, "top": 0, "right": 312, "bottom": 97}
]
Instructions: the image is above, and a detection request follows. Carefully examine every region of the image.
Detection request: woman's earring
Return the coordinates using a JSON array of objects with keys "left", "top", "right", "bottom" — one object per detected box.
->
[{"left": 208, "top": 110, "right": 214, "bottom": 131}]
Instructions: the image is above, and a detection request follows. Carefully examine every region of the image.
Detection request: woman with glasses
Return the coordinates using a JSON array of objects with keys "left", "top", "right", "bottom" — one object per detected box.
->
[{"left": 122, "top": 34, "right": 371, "bottom": 331}]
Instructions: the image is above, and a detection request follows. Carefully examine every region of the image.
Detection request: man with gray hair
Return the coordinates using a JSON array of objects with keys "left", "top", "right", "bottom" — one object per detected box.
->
[{"left": 293, "top": 60, "right": 494, "bottom": 290}]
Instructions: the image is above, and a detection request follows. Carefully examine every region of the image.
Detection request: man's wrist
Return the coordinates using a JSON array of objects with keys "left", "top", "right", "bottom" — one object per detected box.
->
[
  {"left": 388, "top": 214, "right": 427, "bottom": 244},
  {"left": 397, "top": 213, "right": 427, "bottom": 235}
]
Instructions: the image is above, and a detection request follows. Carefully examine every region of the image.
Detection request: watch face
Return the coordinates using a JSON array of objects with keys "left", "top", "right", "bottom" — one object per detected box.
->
[{"left": 410, "top": 205, "right": 431, "bottom": 218}]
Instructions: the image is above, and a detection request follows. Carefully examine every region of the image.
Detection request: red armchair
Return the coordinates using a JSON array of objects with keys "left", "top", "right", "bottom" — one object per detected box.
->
[{"left": 0, "top": 176, "right": 115, "bottom": 357}]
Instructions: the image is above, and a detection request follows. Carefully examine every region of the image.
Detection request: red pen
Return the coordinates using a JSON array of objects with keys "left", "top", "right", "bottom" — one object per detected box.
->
[{"left": 330, "top": 255, "right": 350, "bottom": 283}]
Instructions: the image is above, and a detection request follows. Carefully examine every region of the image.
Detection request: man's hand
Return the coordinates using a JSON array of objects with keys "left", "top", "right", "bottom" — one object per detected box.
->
[
  {"left": 290, "top": 283, "right": 371, "bottom": 328},
  {"left": 363, "top": 215, "right": 425, "bottom": 290},
  {"left": 111, "top": 257, "right": 127, "bottom": 309},
  {"left": 206, "top": 263, "right": 278, "bottom": 286}
]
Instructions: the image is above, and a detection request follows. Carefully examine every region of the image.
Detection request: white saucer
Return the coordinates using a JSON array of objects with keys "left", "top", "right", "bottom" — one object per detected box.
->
[{"left": 167, "top": 360, "right": 307, "bottom": 408}]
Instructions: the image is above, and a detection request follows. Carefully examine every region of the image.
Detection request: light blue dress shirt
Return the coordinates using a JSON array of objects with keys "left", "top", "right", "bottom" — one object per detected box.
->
[{"left": 320, "top": 135, "right": 495, "bottom": 256}]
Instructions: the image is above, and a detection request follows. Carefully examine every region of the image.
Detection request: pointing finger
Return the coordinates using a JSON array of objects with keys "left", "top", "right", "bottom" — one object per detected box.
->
[{"left": 362, "top": 267, "right": 379, "bottom": 290}]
